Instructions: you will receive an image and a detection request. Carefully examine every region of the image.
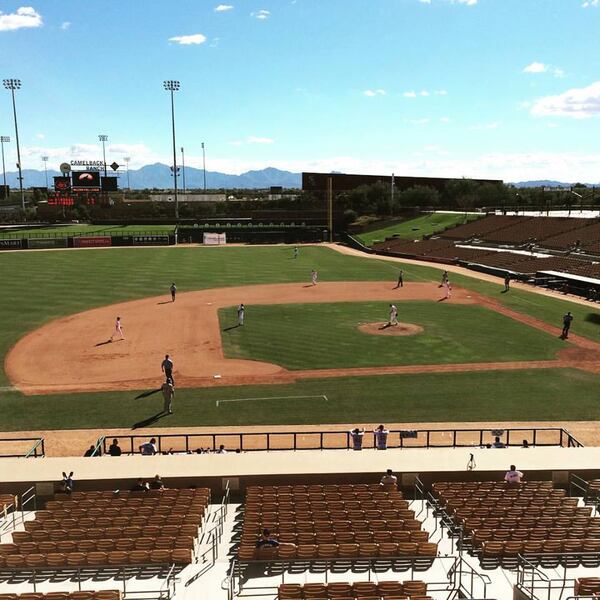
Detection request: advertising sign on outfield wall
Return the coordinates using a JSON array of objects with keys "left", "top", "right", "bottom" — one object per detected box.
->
[
  {"left": 27, "top": 238, "right": 69, "bottom": 249},
  {"left": 203, "top": 232, "right": 227, "bottom": 245},
  {"left": 132, "top": 235, "right": 170, "bottom": 246},
  {"left": 0, "top": 239, "right": 22, "bottom": 250},
  {"left": 73, "top": 236, "right": 112, "bottom": 248}
]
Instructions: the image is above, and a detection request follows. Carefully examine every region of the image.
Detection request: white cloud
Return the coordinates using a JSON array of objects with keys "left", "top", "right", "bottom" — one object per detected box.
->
[
  {"left": 168, "top": 33, "right": 207, "bottom": 45},
  {"left": 435, "top": 89, "right": 448, "bottom": 96},
  {"left": 35, "top": 133, "right": 45, "bottom": 140},
  {"left": 403, "top": 91, "right": 417, "bottom": 98},
  {"left": 247, "top": 136, "right": 274, "bottom": 144},
  {"left": 453, "top": 0, "right": 477, "bottom": 4},
  {"left": 419, "top": 90, "right": 430, "bottom": 97},
  {"left": 523, "top": 62, "right": 564, "bottom": 77},
  {"left": 409, "top": 118, "right": 430, "bottom": 126},
  {"left": 0, "top": 6, "right": 43, "bottom": 32},
  {"left": 60, "top": 21, "right": 70, "bottom": 30},
  {"left": 214, "top": 4, "right": 234, "bottom": 11},
  {"left": 419, "top": 0, "right": 432, "bottom": 3},
  {"left": 364, "top": 89, "right": 386, "bottom": 97},
  {"left": 403, "top": 89, "right": 447, "bottom": 98},
  {"left": 251, "top": 9, "right": 270, "bottom": 19},
  {"left": 531, "top": 81, "right": 600, "bottom": 119},
  {"left": 582, "top": 0, "right": 599, "bottom": 6}
]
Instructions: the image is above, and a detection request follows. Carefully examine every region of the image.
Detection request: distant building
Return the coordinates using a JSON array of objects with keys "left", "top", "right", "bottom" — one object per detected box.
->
[{"left": 302, "top": 172, "right": 503, "bottom": 194}]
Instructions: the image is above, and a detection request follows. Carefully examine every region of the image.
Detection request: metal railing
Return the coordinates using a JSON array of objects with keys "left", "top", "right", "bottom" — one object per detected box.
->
[
  {"left": 570, "top": 473, "right": 599, "bottom": 514},
  {"left": 232, "top": 554, "right": 494, "bottom": 598},
  {"left": 98, "top": 426, "right": 582, "bottom": 455},
  {"left": 0, "top": 486, "right": 36, "bottom": 541},
  {"left": 0, "top": 563, "right": 182, "bottom": 598},
  {"left": 0, "top": 437, "right": 45, "bottom": 457}
]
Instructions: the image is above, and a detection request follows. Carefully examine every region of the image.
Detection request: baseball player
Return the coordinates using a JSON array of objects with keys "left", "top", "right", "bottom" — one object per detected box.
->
[
  {"left": 389, "top": 304, "right": 399, "bottom": 326},
  {"left": 170, "top": 282, "right": 177, "bottom": 302},
  {"left": 161, "top": 354, "right": 174, "bottom": 383},
  {"left": 311, "top": 270, "right": 318, "bottom": 286},
  {"left": 161, "top": 379, "right": 175, "bottom": 414},
  {"left": 444, "top": 280, "right": 452, "bottom": 300},
  {"left": 395, "top": 270, "right": 404, "bottom": 289},
  {"left": 440, "top": 271, "right": 449, "bottom": 287},
  {"left": 293, "top": 246, "right": 299, "bottom": 259},
  {"left": 110, "top": 317, "right": 125, "bottom": 341},
  {"left": 238, "top": 303, "right": 245, "bottom": 326}
]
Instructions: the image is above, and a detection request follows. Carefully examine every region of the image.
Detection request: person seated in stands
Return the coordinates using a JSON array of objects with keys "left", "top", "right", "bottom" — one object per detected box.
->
[
  {"left": 139, "top": 437, "right": 158, "bottom": 455},
  {"left": 58, "top": 471, "right": 74, "bottom": 494},
  {"left": 380, "top": 468, "right": 398, "bottom": 489},
  {"left": 83, "top": 445, "right": 96, "bottom": 457},
  {"left": 350, "top": 427, "right": 365, "bottom": 450},
  {"left": 256, "top": 528, "right": 280, "bottom": 549},
  {"left": 492, "top": 436, "right": 506, "bottom": 448},
  {"left": 374, "top": 424, "right": 389, "bottom": 450},
  {"left": 216, "top": 444, "right": 227, "bottom": 454},
  {"left": 131, "top": 478, "right": 149, "bottom": 492},
  {"left": 505, "top": 465, "right": 524, "bottom": 484},
  {"left": 109, "top": 438, "right": 122, "bottom": 456},
  {"left": 149, "top": 474, "right": 165, "bottom": 490}
]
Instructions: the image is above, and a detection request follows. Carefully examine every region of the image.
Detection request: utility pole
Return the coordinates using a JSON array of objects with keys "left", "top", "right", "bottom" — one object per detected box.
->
[
  {"left": 163, "top": 80, "right": 180, "bottom": 219},
  {"left": 3, "top": 79, "right": 24, "bottom": 211},
  {"left": 98, "top": 135, "right": 108, "bottom": 178},
  {"left": 391, "top": 172, "right": 395, "bottom": 211},
  {"left": 180, "top": 146, "right": 186, "bottom": 194},
  {"left": 202, "top": 142, "right": 207, "bottom": 191},
  {"left": 327, "top": 177, "right": 333, "bottom": 243}
]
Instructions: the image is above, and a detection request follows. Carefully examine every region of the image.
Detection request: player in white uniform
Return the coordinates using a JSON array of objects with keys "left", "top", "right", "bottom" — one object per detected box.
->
[
  {"left": 111, "top": 316, "right": 125, "bottom": 341},
  {"left": 293, "top": 247, "right": 299, "bottom": 259},
  {"left": 444, "top": 280, "right": 452, "bottom": 300},
  {"left": 389, "top": 304, "right": 398, "bottom": 326},
  {"left": 237, "top": 303, "right": 245, "bottom": 326},
  {"left": 311, "top": 270, "right": 318, "bottom": 286}
]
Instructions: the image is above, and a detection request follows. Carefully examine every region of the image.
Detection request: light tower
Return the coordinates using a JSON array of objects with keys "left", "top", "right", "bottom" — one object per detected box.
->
[
  {"left": 42, "top": 155, "right": 49, "bottom": 189},
  {"left": 163, "top": 80, "right": 180, "bottom": 219},
  {"left": 98, "top": 135, "right": 108, "bottom": 178},
  {"left": 3, "top": 79, "right": 24, "bottom": 210}
]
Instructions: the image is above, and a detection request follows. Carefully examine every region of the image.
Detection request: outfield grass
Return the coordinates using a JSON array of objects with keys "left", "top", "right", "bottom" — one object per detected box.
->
[
  {"left": 356, "top": 213, "right": 481, "bottom": 246},
  {"left": 219, "top": 301, "right": 565, "bottom": 369},
  {"left": 0, "top": 369, "right": 598, "bottom": 431},
  {"left": 0, "top": 224, "right": 175, "bottom": 239}
]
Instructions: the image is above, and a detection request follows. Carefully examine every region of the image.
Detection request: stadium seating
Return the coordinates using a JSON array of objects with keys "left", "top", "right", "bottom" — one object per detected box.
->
[
  {"left": 0, "top": 488, "right": 210, "bottom": 568},
  {"left": 0, "top": 494, "right": 15, "bottom": 510},
  {"left": 432, "top": 481, "right": 600, "bottom": 568},
  {"left": 0, "top": 593, "right": 121, "bottom": 600},
  {"left": 278, "top": 580, "right": 431, "bottom": 599},
  {"left": 238, "top": 484, "right": 437, "bottom": 561},
  {"left": 439, "top": 216, "right": 522, "bottom": 241},
  {"left": 575, "top": 577, "right": 600, "bottom": 597},
  {"left": 539, "top": 219, "right": 600, "bottom": 252}
]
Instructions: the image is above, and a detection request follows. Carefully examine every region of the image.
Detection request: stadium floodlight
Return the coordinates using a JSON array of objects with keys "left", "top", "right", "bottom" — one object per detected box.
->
[
  {"left": 0, "top": 136, "right": 9, "bottom": 190},
  {"left": 124, "top": 156, "right": 131, "bottom": 191},
  {"left": 42, "top": 155, "right": 49, "bottom": 190},
  {"left": 98, "top": 135, "right": 108, "bottom": 178},
  {"left": 163, "top": 80, "right": 181, "bottom": 219},
  {"left": 3, "top": 79, "right": 24, "bottom": 211}
]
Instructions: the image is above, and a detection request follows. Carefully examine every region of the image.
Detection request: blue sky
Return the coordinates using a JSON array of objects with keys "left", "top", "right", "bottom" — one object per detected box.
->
[{"left": 1, "top": 0, "right": 600, "bottom": 181}]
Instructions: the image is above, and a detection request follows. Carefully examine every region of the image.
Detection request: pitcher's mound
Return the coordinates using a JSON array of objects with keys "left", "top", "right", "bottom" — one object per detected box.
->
[{"left": 358, "top": 322, "right": 424, "bottom": 336}]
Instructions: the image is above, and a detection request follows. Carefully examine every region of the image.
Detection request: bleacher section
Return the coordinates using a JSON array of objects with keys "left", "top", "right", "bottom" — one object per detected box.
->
[
  {"left": 431, "top": 481, "right": 600, "bottom": 569},
  {"left": 278, "top": 580, "right": 432, "bottom": 599},
  {"left": 0, "top": 593, "right": 121, "bottom": 600},
  {"left": 0, "top": 488, "right": 210, "bottom": 569},
  {"left": 540, "top": 220, "right": 600, "bottom": 253},
  {"left": 575, "top": 577, "right": 600, "bottom": 597},
  {"left": 438, "top": 216, "right": 520, "bottom": 241},
  {"left": 238, "top": 484, "right": 437, "bottom": 561}
]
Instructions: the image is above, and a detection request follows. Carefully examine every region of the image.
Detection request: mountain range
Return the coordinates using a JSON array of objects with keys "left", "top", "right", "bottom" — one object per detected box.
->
[
  {"left": 1, "top": 164, "right": 302, "bottom": 190},
  {"left": 1, "top": 164, "right": 596, "bottom": 190}
]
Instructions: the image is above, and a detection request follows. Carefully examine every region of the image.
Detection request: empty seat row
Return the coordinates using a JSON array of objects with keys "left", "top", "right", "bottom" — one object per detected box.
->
[
  {"left": 432, "top": 481, "right": 553, "bottom": 493},
  {"left": 452, "top": 505, "right": 590, "bottom": 520},
  {"left": 0, "top": 535, "right": 194, "bottom": 556},
  {"left": 0, "top": 592, "right": 120, "bottom": 600},
  {"left": 45, "top": 496, "right": 207, "bottom": 511},
  {"left": 245, "top": 507, "right": 411, "bottom": 520},
  {"left": 38, "top": 504, "right": 205, "bottom": 520},
  {"left": 12, "top": 522, "right": 198, "bottom": 544},
  {"left": 61, "top": 488, "right": 210, "bottom": 502},
  {"left": 472, "top": 526, "right": 600, "bottom": 546},
  {"left": 278, "top": 580, "right": 428, "bottom": 599},
  {"left": 0, "top": 548, "right": 192, "bottom": 568},
  {"left": 248, "top": 484, "right": 392, "bottom": 495},
  {"left": 242, "top": 519, "right": 422, "bottom": 534},
  {"left": 462, "top": 515, "right": 600, "bottom": 532},
  {"left": 240, "top": 530, "right": 429, "bottom": 546},
  {"left": 238, "top": 542, "right": 438, "bottom": 561},
  {"left": 575, "top": 577, "right": 600, "bottom": 597}
]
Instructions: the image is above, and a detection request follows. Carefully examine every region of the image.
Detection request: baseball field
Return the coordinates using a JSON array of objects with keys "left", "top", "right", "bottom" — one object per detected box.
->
[{"left": 1, "top": 243, "right": 600, "bottom": 442}]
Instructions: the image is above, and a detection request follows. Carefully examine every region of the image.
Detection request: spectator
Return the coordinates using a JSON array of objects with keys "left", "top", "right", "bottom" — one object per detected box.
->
[
  {"left": 505, "top": 465, "right": 524, "bottom": 484},
  {"left": 216, "top": 444, "right": 227, "bottom": 454},
  {"left": 373, "top": 424, "right": 389, "bottom": 450},
  {"left": 60, "top": 471, "right": 74, "bottom": 494},
  {"left": 522, "top": 439, "right": 530, "bottom": 448},
  {"left": 350, "top": 427, "right": 365, "bottom": 450},
  {"left": 149, "top": 474, "right": 165, "bottom": 490},
  {"left": 492, "top": 436, "right": 506, "bottom": 449},
  {"left": 109, "top": 439, "right": 122, "bottom": 457},
  {"left": 380, "top": 469, "right": 398, "bottom": 489},
  {"left": 83, "top": 445, "right": 96, "bottom": 457},
  {"left": 139, "top": 438, "right": 158, "bottom": 455},
  {"left": 255, "top": 528, "right": 280, "bottom": 548},
  {"left": 131, "top": 478, "right": 149, "bottom": 492}
]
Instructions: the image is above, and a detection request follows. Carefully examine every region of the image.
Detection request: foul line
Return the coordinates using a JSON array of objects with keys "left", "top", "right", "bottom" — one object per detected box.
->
[{"left": 216, "top": 394, "right": 328, "bottom": 407}]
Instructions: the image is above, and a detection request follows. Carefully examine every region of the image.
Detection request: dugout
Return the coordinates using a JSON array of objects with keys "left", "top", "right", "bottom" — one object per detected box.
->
[{"left": 535, "top": 270, "right": 600, "bottom": 300}]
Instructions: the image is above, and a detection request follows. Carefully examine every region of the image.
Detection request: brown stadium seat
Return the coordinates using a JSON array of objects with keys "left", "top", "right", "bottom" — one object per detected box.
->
[{"left": 86, "top": 551, "right": 108, "bottom": 566}]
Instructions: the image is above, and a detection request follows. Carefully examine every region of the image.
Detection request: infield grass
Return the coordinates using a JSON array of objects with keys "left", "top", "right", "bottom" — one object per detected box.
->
[
  {"left": 219, "top": 301, "right": 565, "bottom": 369},
  {"left": 356, "top": 213, "right": 481, "bottom": 246}
]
